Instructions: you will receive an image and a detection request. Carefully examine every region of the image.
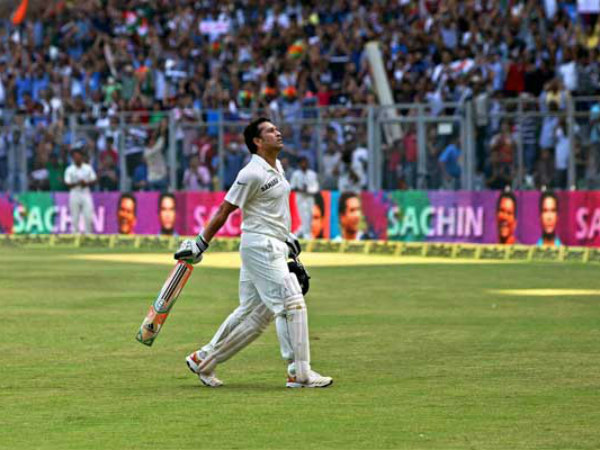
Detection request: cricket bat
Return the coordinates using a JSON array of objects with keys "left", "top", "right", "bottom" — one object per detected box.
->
[{"left": 136, "top": 260, "right": 194, "bottom": 346}]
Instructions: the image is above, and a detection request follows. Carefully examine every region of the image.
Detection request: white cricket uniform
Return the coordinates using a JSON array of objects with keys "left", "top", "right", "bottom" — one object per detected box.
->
[
  {"left": 64, "top": 163, "right": 97, "bottom": 234},
  {"left": 201, "top": 154, "right": 297, "bottom": 360},
  {"left": 225, "top": 154, "right": 292, "bottom": 315},
  {"left": 289, "top": 168, "right": 319, "bottom": 239}
]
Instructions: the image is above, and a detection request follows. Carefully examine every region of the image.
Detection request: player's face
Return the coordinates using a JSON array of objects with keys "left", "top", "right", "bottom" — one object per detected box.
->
[
  {"left": 497, "top": 197, "right": 516, "bottom": 242},
  {"left": 311, "top": 204, "right": 323, "bottom": 238},
  {"left": 159, "top": 197, "right": 176, "bottom": 232},
  {"left": 541, "top": 197, "right": 558, "bottom": 235},
  {"left": 118, "top": 198, "right": 136, "bottom": 234},
  {"left": 341, "top": 197, "right": 361, "bottom": 234},
  {"left": 257, "top": 122, "right": 283, "bottom": 152}
]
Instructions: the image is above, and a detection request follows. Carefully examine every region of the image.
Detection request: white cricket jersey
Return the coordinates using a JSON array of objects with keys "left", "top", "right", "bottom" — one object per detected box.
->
[
  {"left": 64, "top": 163, "right": 97, "bottom": 195},
  {"left": 225, "top": 154, "right": 291, "bottom": 242}
]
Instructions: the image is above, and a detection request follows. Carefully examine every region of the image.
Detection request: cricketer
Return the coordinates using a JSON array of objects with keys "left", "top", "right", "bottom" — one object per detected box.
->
[{"left": 174, "top": 117, "right": 333, "bottom": 389}]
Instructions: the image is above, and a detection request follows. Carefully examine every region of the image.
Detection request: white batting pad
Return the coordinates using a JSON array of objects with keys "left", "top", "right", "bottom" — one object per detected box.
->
[
  {"left": 201, "top": 311, "right": 243, "bottom": 355},
  {"left": 275, "top": 316, "right": 294, "bottom": 361},
  {"left": 285, "top": 294, "right": 311, "bottom": 383},
  {"left": 197, "top": 304, "right": 272, "bottom": 374}
]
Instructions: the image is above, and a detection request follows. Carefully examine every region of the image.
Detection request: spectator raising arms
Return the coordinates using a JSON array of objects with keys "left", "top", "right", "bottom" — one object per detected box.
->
[
  {"left": 0, "top": 1, "right": 598, "bottom": 191},
  {"left": 182, "top": 155, "right": 211, "bottom": 191},
  {"left": 144, "top": 121, "right": 168, "bottom": 192}
]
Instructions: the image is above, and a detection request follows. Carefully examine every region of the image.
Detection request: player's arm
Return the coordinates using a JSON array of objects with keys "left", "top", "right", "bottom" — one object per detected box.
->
[
  {"left": 175, "top": 167, "right": 256, "bottom": 264},
  {"left": 202, "top": 201, "right": 238, "bottom": 242},
  {"left": 307, "top": 172, "right": 320, "bottom": 194},
  {"left": 80, "top": 178, "right": 97, "bottom": 188},
  {"left": 64, "top": 168, "right": 77, "bottom": 189},
  {"left": 84, "top": 167, "right": 98, "bottom": 187},
  {"left": 289, "top": 171, "right": 302, "bottom": 192},
  {"left": 82, "top": 175, "right": 97, "bottom": 188},
  {"left": 174, "top": 200, "right": 238, "bottom": 264}
]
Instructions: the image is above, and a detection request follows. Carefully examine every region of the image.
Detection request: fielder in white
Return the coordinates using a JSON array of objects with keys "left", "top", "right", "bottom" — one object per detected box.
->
[
  {"left": 64, "top": 148, "right": 97, "bottom": 234},
  {"left": 290, "top": 157, "right": 320, "bottom": 239},
  {"left": 174, "top": 117, "right": 332, "bottom": 389}
]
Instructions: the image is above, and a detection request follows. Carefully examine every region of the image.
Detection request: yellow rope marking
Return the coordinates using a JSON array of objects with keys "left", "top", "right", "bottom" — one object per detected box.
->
[
  {"left": 491, "top": 289, "right": 600, "bottom": 296},
  {"left": 72, "top": 252, "right": 515, "bottom": 268}
]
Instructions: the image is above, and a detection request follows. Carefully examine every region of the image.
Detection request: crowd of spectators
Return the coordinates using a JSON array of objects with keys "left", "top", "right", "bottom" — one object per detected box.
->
[{"left": 1, "top": 0, "right": 600, "bottom": 193}]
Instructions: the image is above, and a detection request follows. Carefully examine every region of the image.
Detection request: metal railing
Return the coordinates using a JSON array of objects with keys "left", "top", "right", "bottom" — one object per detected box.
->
[{"left": 1, "top": 97, "right": 599, "bottom": 193}]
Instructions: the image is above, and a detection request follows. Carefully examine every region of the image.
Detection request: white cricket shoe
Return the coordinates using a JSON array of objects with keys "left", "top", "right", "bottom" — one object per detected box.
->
[
  {"left": 286, "top": 369, "right": 333, "bottom": 388},
  {"left": 198, "top": 372, "right": 224, "bottom": 388},
  {"left": 186, "top": 350, "right": 223, "bottom": 387}
]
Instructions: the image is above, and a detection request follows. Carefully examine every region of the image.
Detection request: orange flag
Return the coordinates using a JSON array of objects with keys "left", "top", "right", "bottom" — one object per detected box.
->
[{"left": 11, "top": 0, "right": 29, "bottom": 26}]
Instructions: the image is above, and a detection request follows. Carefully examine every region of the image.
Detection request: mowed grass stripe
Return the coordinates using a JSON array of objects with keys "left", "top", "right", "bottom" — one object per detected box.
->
[
  {"left": 0, "top": 247, "right": 599, "bottom": 450},
  {"left": 70, "top": 252, "right": 518, "bottom": 267}
]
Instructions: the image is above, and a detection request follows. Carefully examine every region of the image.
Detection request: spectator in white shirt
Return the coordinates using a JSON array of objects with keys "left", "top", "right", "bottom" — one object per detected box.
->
[
  {"left": 558, "top": 48, "right": 578, "bottom": 92},
  {"left": 64, "top": 147, "right": 97, "bottom": 234},
  {"left": 337, "top": 151, "right": 365, "bottom": 193},
  {"left": 290, "top": 157, "right": 320, "bottom": 239},
  {"left": 144, "top": 123, "right": 168, "bottom": 192},
  {"left": 29, "top": 159, "right": 49, "bottom": 191},
  {"left": 321, "top": 140, "right": 342, "bottom": 190},
  {"left": 182, "top": 155, "right": 211, "bottom": 191}
]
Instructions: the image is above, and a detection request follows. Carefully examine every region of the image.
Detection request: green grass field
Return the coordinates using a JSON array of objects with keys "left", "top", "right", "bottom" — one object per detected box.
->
[{"left": 1, "top": 246, "right": 600, "bottom": 450}]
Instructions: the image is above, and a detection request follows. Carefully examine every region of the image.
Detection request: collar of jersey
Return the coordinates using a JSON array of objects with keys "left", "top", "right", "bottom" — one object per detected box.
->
[{"left": 251, "top": 154, "right": 280, "bottom": 174}]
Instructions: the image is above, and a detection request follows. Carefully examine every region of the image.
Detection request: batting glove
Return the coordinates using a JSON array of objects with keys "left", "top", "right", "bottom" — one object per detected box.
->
[
  {"left": 286, "top": 232, "right": 301, "bottom": 259},
  {"left": 174, "top": 234, "right": 209, "bottom": 264}
]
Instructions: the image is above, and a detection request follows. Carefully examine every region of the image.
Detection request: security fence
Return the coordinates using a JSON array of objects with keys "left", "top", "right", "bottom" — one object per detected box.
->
[{"left": 1, "top": 97, "right": 599, "bottom": 193}]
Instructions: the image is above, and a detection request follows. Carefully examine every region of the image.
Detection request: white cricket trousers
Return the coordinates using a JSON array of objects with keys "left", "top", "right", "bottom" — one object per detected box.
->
[
  {"left": 202, "top": 232, "right": 298, "bottom": 361},
  {"left": 69, "top": 191, "right": 94, "bottom": 234},
  {"left": 296, "top": 194, "right": 314, "bottom": 239}
]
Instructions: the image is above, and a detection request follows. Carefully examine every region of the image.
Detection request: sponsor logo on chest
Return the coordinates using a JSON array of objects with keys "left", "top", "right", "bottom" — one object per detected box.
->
[{"left": 261, "top": 177, "right": 280, "bottom": 192}]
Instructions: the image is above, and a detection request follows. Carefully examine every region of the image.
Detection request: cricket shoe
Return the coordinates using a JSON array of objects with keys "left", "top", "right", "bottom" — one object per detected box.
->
[
  {"left": 186, "top": 350, "right": 223, "bottom": 387},
  {"left": 286, "top": 369, "right": 333, "bottom": 388}
]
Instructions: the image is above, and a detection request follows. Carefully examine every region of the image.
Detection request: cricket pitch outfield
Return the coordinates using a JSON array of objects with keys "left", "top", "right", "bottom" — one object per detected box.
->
[{"left": 1, "top": 246, "right": 599, "bottom": 450}]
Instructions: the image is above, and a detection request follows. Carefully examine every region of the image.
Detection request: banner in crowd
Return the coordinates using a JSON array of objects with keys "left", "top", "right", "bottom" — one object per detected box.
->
[
  {"left": 1, "top": 190, "right": 600, "bottom": 247},
  {"left": 0, "top": 191, "right": 301, "bottom": 238}
]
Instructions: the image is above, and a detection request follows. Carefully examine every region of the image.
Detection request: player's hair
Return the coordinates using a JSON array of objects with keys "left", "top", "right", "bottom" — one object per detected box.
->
[
  {"left": 539, "top": 191, "right": 558, "bottom": 213},
  {"left": 159, "top": 192, "right": 176, "bottom": 209},
  {"left": 496, "top": 191, "right": 517, "bottom": 216},
  {"left": 339, "top": 191, "right": 359, "bottom": 216},
  {"left": 244, "top": 117, "right": 271, "bottom": 154},
  {"left": 119, "top": 193, "right": 137, "bottom": 213}
]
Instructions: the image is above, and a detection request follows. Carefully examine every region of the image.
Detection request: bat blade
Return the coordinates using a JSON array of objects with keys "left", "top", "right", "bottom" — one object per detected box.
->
[{"left": 136, "top": 260, "right": 194, "bottom": 346}]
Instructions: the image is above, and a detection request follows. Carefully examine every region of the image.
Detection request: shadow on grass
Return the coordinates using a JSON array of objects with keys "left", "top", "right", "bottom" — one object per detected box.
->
[{"left": 176, "top": 382, "right": 289, "bottom": 392}]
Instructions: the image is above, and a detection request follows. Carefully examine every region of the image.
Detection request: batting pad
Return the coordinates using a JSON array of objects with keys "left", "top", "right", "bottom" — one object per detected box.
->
[
  {"left": 197, "top": 304, "right": 272, "bottom": 374},
  {"left": 275, "top": 316, "right": 294, "bottom": 361},
  {"left": 283, "top": 274, "right": 311, "bottom": 382},
  {"left": 201, "top": 280, "right": 266, "bottom": 355}
]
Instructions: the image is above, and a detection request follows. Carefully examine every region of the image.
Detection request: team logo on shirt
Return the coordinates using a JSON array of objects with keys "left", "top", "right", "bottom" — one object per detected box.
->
[{"left": 261, "top": 177, "right": 279, "bottom": 192}]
